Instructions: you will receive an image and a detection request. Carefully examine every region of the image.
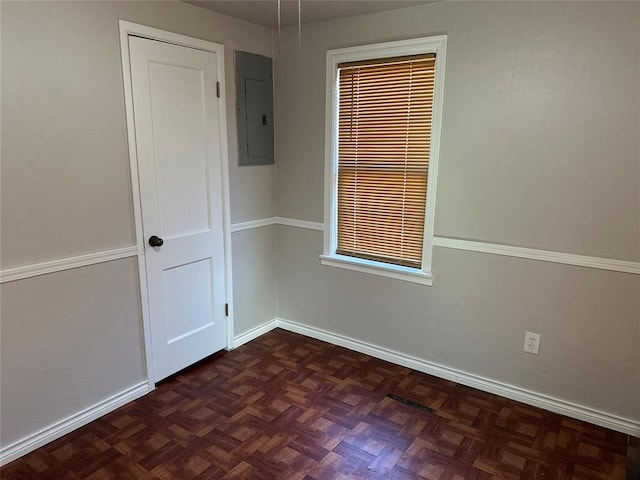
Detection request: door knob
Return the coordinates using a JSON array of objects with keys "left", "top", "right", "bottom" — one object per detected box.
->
[{"left": 148, "top": 235, "right": 164, "bottom": 247}]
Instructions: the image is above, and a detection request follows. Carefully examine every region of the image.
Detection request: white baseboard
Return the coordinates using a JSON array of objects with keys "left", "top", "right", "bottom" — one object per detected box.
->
[
  {"left": 4, "top": 319, "right": 637, "bottom": 468},
  {"left": 0, "top": 381, "right": 150, "bottom": 466},
  {"left": 233, "top": 319, "right": 279, "bottom": 348},
  {"left": 274, "top": 317, "right": 640, "bottom": 437}
]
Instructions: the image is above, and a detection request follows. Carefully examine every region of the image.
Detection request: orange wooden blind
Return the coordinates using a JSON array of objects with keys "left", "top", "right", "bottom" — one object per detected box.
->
[{"left": 336, "top": 54, "right": 436, "bottom": 268}]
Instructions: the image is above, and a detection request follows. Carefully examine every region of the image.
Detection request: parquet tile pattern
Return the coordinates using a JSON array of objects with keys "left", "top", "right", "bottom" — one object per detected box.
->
[{"left": 1, "top": 329, "right": 633, "bottom": 479}]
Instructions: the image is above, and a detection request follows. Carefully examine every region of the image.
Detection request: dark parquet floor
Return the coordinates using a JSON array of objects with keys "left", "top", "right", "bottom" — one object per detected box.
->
[{"left": 1, "top": 329, "right": 634, "bottom": 479}]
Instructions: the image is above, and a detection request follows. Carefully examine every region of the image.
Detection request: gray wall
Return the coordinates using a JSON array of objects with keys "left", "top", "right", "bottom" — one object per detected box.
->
[
  {"left": 275, "top": 2, "right": 640, "bottom": 422},
  {"left": 1, "top": 259, "right": 145, "bottom": 447},
  {"left": 1, "top": 0, "right": 276, "bottom": 449}
]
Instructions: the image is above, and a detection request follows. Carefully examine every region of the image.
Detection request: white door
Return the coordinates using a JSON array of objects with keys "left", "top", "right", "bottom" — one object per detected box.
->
[{"left": 129, "top": 36, "right": 227, "bottom": 382}]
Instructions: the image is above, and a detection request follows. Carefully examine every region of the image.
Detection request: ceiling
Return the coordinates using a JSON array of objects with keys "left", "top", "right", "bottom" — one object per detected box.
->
[{"left": 186, "top": 0, "right": 434, "bottom": 29}]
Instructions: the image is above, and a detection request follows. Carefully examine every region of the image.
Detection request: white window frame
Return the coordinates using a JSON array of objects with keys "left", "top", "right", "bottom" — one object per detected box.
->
[{"left": 320, "top": 35, "right": 447, "bottom": 286}]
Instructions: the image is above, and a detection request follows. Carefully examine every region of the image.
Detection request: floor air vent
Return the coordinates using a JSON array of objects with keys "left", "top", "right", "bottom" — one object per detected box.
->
[{"left": 386, "top": 393, "right": 435, "bottom": 413}]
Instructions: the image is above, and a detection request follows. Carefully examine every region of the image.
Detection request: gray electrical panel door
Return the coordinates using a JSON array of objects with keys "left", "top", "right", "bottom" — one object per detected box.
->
[{"left": 236, "top": 51, "right": 274, "bottom": 165}]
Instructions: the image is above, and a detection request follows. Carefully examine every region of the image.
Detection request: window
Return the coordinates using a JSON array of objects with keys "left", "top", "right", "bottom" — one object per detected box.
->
[{"left": 321, "top": 36, "right": 447, "bottom": 285}]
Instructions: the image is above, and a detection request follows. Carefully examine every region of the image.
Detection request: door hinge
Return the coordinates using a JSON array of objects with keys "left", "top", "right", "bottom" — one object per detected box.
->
[
  {"left": 225, "top": 303, "right": 229, "bottom": 316},
  {"left": 216, "top": 81, "right": 221, "bottom": 98}
]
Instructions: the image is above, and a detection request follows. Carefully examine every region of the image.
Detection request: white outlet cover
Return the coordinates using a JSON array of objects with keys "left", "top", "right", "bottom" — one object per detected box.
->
[{"left": 524, "top": 332, "right": 541, "bottom": 355}]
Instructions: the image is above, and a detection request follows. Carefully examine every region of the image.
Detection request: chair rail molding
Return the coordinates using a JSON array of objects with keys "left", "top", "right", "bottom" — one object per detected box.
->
[
  {"left": 275, "top": 217, "right": 324, "bottom": 231},
  {"left": 432, "top": 237, "right": 640, "bottom": 275},
  {"left": 0, "top": 246, "right": 138, "bottom": 284},
  {"left": 230, "top": 217, "right": 278, "bottom": 232},
  {"left": 230, "top": 217, "right": 323, "bottom": 233},
  {"left": 4, "top": 224, "right": 636, "bottom": 283},
  {"left": 230, "top": 216, "right": 639, "bottom": 275}
]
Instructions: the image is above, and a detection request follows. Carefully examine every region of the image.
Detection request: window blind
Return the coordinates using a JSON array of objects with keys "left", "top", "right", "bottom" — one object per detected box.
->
[{"left": 336, "top": 54, "right": 436, "bottom": 268}]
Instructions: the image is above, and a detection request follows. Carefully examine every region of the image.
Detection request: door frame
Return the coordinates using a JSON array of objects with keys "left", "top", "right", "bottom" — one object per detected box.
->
[{"left": 118, "top": 20, "right": 235, "bottom": 389}]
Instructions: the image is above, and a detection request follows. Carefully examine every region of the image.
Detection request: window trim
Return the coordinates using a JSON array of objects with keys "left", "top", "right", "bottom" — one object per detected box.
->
[{"left": 321, "top": 35, "right": 447, "bottom": 286}]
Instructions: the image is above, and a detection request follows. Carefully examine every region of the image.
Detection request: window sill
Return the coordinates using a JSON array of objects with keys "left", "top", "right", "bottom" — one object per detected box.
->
[{"left": 319, "top": 254, "right": 433, "bottom": 286}]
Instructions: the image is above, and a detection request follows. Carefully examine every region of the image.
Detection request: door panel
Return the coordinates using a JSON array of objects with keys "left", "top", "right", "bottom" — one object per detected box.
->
[
  {"left": 149, "top": 62, "right": 211, "bottom": 237},
  {"left": 163, "top": 258, "right": 213, "bottom": 343},
  {"left": 129, "top": 36, "right": 227, "bottom": 382}
]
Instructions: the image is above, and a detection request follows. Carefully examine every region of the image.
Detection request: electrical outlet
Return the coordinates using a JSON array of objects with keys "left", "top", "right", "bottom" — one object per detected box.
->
[{"left": 524, "top": 332, "right": 540, "bottom": 355}]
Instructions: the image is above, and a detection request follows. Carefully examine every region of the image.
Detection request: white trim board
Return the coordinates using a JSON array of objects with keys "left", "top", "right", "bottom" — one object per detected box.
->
[
  {"left": 276, "top": 217, "right": 324, "bottom": 231},
  {"left": 433, "top": 237, "right": 640, "bottom": 276},
  {"left": 230, "top": 217, "right": 323, "bottom": 233},
  {"left": 3, "top": 219, "right": 635, "bottom": 284},
  {"left": 238, "top": 318, "right": 638, "bottom": 437},
  {"left": 3, "top": 318, "right": 635, "bottom": 466},
  {"left": 0, "top": 381, "right": 149, "bottom": 466},
  {"left": 231, "top": 215, "right": 640, "bottom": 275},
  {"left": 0, "top": 246, "right": 138, "bottom": 284},
  {"left": 230, "top": 217, "right": 278, "bottom": 233},
  {"left": 232, "top": 318, "right": 279, "bottom": 348}
]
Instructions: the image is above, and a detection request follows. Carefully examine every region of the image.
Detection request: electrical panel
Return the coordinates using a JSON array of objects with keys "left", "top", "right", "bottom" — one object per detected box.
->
[{"left": 235, "top": 51, "right": 274, "bottom": 166}]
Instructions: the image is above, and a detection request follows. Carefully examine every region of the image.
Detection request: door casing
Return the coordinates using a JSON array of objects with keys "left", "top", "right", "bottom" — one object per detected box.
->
[{"left": 118, "top": 20, "right": 235, "bottom": 390}]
